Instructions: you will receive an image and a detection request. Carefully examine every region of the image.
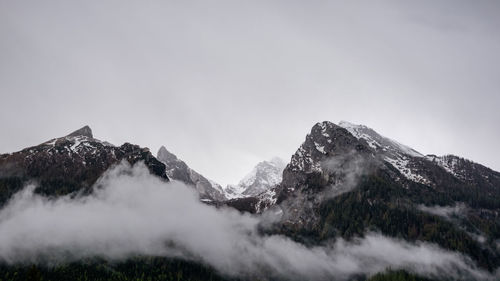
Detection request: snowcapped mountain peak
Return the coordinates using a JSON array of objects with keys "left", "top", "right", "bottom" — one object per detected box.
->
[
  {"left": 286, "top": 120, "right": 430, "bottom": 186},
  {"left": 36, "top": 125, "right": 115, "bottom": 158},
  {"left": 224, "top": 157, "right": 286, "bottom": 199}
]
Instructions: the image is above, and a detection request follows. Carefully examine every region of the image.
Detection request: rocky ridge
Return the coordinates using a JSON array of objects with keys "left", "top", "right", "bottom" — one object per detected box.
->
[{"left": 156, "top": 146, "right": 226, "bottom": 201}]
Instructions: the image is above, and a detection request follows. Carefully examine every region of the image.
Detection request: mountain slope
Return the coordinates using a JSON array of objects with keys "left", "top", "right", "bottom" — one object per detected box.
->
[
  {"left": 0, "top": 126, "right": 168, "bottom": 205},
  {"left": 157, "top": 146, "right": 226, "bottom": 201},
  {"left": 338, "top": 120, "right": 429, "bottom": 185},
  {"left": 338, "top": 120, "right": 423, "bottom": 158},
  {"left": 338, "top": 121, "right": 500, "bottom": 207}
]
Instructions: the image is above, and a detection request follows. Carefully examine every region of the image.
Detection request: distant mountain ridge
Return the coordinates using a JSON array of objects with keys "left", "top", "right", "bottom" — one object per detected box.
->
[{"left": 224, "top": 157, "right": 286, "bottom": 199}]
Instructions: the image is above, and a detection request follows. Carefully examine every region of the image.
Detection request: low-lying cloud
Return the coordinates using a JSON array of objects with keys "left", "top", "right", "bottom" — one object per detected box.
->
[
  {"left": 321, "top": 152, "right": 375, "bottom": 198},
  {"left": 0, "top": 162, "right": 496, "bottom": 280},
  {"left": 417, "top": 203, "right": 467, "bottom": 219}
]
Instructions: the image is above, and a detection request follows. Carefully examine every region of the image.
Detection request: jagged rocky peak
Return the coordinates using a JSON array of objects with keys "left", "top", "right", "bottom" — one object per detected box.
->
[
  {"left": 41, "top": 124, "right": 114, "bottom": 149},
  {"left": 66, "top": 125, "right": 93, "bottom": 138},
  {"left": 157, "top": 145, "right": 178, "bottom": 162},
  {"left": 156, "top": 146, "right": 190, "bottom": 181},
  {"left": 270, "top": 121, "right": 377, "bottom": 228},
  {"left": 283, "top": 120, "right": 376, "bottom": 190},
  {"left": 0, "top": 126, "right": 168, "bottom": 206},
  {"left": 288, "top": 121, "right": 370, "bottom": 173},
  {"left": 156, "top": 146, "right": 226, "bottom": 201}
]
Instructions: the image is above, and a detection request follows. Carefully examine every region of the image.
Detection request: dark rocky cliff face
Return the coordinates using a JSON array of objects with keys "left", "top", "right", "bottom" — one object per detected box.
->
[
  {"left": 273, "top": 121, "right": 377, "bottom": 229},
  {"left": 0, "top": 126, "right": 168, "bottom": 205},
  {"left": 278, "top": 122, "right": 373, "bottom": 199}
]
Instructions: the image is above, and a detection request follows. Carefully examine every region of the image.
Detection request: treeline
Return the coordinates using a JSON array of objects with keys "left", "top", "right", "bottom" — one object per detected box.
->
[
  {"left": 367, "top": 270, "right": 432, "bottom": 281},
  {"left": 0, "top": 257, "right": 232, "bottom": 281},
  {"left": 318, "top": 175, "right": 499, "bottom": 270},
  {"left": 0, "top": 259, "right": 436, "bottom": 281},
  {"left": 270, "top": 172, "right": 500, "bottom": 272}
]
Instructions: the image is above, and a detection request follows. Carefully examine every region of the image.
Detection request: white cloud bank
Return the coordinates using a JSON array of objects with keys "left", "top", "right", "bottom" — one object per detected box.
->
[{"left": 0, "top": 162, "right": 496, "bottom": 280}]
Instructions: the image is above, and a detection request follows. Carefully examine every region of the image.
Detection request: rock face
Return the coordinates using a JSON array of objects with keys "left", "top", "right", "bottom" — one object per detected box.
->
[
  {"left": 273, "top": 121, "right": 376, "bottom": 228},
  {"left": 224, "top": 157, "right": 286, "bottom": 199},
  {"left": 226, "top": 122, "right": 376, "bottom": 215},
  {"left": 0, "top": 126, "right": 168, "bottom": 205},
  {"left": 156, "top": 146, "right": 226, "bottom": 201}
]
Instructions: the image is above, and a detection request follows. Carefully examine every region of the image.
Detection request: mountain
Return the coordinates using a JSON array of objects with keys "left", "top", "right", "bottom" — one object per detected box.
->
[
  {"left": 1, "top": 121, "right": 500, "bottom": 280},
  {"left": 224, "top": 157, "right": 286, "bottom": 199},
  {"left": 225, "top": 121, "right": 500, "bottom": 272},
  {"left": 261, "top": 121, "right": 500, "bottom": 271},
  {"left": 157, "top": 146, "right": 226, "bottom": 201},
  {"left": 0, "top": 126, "right": 168, "bottom": 206}
]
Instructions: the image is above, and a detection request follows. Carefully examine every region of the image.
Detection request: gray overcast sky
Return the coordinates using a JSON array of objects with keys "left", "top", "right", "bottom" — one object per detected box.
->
[{"left": 1, "top": 0, "right": 499, "bottom": 185}]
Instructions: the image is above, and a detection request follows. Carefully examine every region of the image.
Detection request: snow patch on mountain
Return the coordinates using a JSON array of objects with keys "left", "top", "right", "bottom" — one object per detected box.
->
[
  {"left": 384, "top": 156, "right": 431, "bottom": 186},
  {"left": 425, "top": 155, "right": 465, "bottom": 180},
  {"left": 338, "top": 121, "right": 433, "bottom": 185},
  {"left": 36, "top": 127, "right": 116, "bottom": 159},
  {"left": 339, "top": 121, "right": 422, "bottom": 158},
  {"left": 290, "top": 146, "right": 323, "bottom": 173}
]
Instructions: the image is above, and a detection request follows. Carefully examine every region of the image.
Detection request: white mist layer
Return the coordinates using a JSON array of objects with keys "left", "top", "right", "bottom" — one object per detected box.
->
[
  {"left": 0, "top": 162, "right": 496, "bottom": 280},
  {"left": 418, "top": 203, "right": 467, "bottom": 219}
]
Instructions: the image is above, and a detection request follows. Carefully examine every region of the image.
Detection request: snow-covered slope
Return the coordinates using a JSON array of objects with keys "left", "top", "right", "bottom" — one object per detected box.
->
[
  {"left": 425, "top": 154, "right": 500, "bottom": 190},
  {"left": 224, "top": 157, "right": 286, "bottom": 199},
  {"left": 338, "top": 121, "right": 422, "bottom": 157},
  {"left": 338, "top": 121, "right": 431, "bottom": 185}
]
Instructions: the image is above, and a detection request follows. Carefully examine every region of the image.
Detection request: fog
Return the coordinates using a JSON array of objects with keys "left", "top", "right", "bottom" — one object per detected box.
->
[
  {"left": 321, "top": 152, "right": 376, "bottom": 199},
  {"left": 0, "top": 162, "right": 496, "bottom": 280},
  {"left": 418, "top": 203, "right": 467, "bottom": 219}
]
